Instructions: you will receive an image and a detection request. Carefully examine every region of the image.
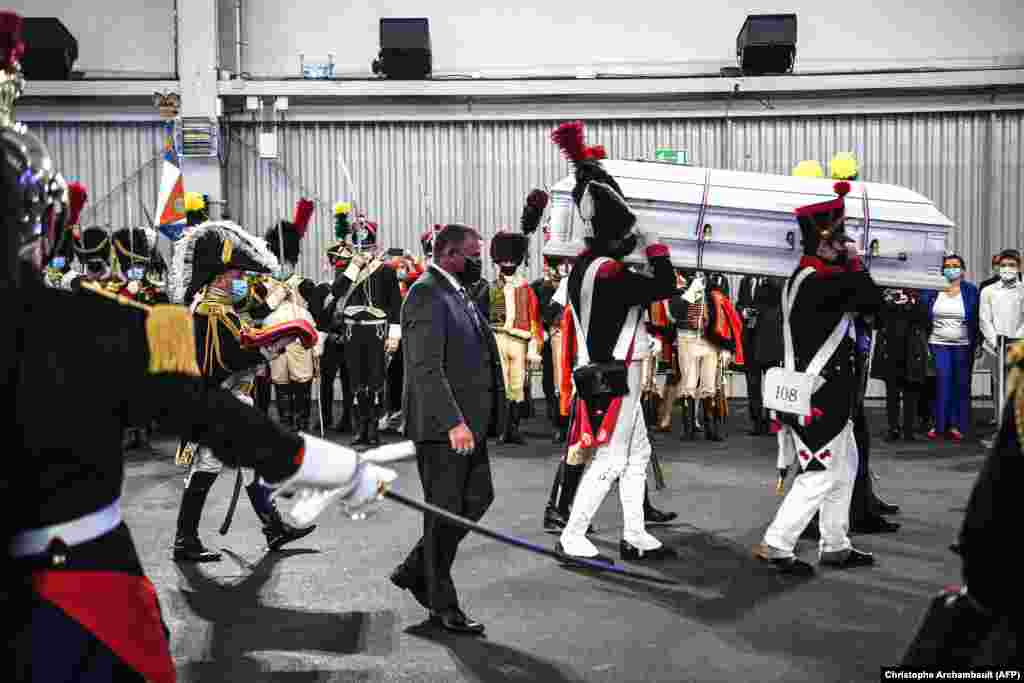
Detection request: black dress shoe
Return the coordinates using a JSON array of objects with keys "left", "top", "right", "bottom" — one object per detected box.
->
[
  {"left": 172, "top": 537, "right": 222, "bottom": 563},
  {"left": 752, "top": 545, "right": 815, "bottom": 576},
  {"left": 430, "top": 608, "right": 485, "bottom": 635},
  {"left": 851, "top": 516, "right": 900, "bottom": 534},
  {"left": 820, "top": 548, "right": 875, "bottom": 568},
  {"left": 620, "top": 540, "right": 678, "bottom": 561},
  {"left": 265, "top": 522, "right": 317, "bottom": 551},
  {"left": 543, "top": 506, "right": 567, "bottom": 533},
  {"left": 643, "top": 506, "right": 679, "bottom": 526},
  {"left": 389, "top": 567, "right": 431, "bottom": 611},
  {"left": 554, "top": 541, "right": 613, "bottom": 566},
  {"left": 872, "top": 498, "right": 901, "bottom": 515}
]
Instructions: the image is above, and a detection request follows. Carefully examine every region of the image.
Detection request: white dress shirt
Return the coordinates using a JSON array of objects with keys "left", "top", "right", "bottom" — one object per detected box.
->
[{"left": 979, "top": 279, "right": 1024, "bottom": 352}]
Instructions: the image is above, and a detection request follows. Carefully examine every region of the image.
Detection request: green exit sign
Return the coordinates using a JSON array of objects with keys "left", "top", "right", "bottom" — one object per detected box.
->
[{"left": 655, "top": 149, "right": 689, "bottom": 164}]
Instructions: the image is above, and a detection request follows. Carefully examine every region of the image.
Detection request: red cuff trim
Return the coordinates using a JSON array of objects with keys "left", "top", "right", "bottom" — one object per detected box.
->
[
  {"left": 847, "top": 257, "right": 865, "bottom": 272},
  {"left": 293, "top": 446, "right": 305, "bottom": 467},
  {"left": 646, "top": 244, "right": 669, "bottom": 258}
]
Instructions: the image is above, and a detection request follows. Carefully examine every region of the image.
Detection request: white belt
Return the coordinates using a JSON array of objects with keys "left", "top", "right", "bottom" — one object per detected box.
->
[
  {"left": 11, "top": 499, "right": 122, "bottom": 558},
  {"left": 677, "top": 330, "right": 703, "bottom": 339},
  {"left": 344, "top": 305, "right": 387, "bottom": 318},
  {"left": 345, "top": 319, "right": 387, "bottom": 326}
]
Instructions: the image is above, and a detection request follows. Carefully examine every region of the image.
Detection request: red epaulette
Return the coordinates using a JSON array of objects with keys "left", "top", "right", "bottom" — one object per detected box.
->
[{"left": 596, "top": 260, "right": 625, "bottom": 279}]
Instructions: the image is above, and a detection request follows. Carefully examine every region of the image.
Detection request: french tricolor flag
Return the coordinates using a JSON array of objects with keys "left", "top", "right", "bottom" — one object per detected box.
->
[{"left": 155, "top": 122, "right": 186, "bottom": 240}]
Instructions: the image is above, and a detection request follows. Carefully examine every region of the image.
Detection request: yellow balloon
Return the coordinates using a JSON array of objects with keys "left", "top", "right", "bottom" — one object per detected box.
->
[{"left": 792, "top": 160, "right": 825, "bottom": 178}]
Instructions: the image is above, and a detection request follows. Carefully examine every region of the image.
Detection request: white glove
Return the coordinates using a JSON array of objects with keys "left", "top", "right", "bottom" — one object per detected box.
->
[
  {"left": 385, "top": 336, "right": 400, "bottom": 354},
  {"left": 682, "top": 277, "right": 705, "bottom": 303}
]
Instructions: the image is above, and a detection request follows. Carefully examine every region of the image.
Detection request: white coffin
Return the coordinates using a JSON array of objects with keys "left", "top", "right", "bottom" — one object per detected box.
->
[{"left": 542, "top": 160, "right": 954, "bottom": 290}]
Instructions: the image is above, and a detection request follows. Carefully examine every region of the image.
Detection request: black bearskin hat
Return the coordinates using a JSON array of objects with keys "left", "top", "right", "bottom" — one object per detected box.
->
[
  {"left": 550, "top": 121, "right": 635, "bottom": 245},
  {"left": 490, "top": 231, "right": 529, "bottom": 266},
  {"left": 796, "top": 181, "right": 854, "bottom": 256},
  {"left": 520, "top": 189, "right": 548, "bottom": 236}
]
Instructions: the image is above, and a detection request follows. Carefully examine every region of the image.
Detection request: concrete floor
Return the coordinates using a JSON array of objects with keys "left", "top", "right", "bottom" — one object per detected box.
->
[{"left": 124, "top": 402, "right": 991, "bottom": 683}]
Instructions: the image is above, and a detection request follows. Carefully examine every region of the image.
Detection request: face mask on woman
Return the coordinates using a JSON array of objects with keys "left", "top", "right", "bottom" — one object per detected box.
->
[
  {"left": 49, "top": 256, "right": 66, "bottom": 270},
  {"left": 126, "top": 266, "right": 145, "bottom": 281},
  {"left": 230, "top": 279, "right": 249, "bottom": 302},
  {"left": 1000, "top": 265, "right": 1019, "bottom": 282},
  {"left": 943, "top": 267, "right": 962, "bottom": 282}
]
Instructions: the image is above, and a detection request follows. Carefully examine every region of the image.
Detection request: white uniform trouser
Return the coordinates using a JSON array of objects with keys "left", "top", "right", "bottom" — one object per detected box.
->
[
  {"left": 762, "top": 421, "right": 857, "bottom": 557},
  {"left": 184, "top": 380, "right": 256, "bottom": 487},
  {"left": 559, "top": 360, "right": 663, "bottom": 556}
]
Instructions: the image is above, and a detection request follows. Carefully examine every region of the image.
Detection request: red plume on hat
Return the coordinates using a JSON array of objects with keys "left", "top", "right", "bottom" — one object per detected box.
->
[
  {"left": 292, "top": 198, "right": 314, "bottom": 238},
  {"left": 66, "top": 181, "right": 88, "bottom": 227},
  {"left": 0, "top": 11, "right": 25, "bottom": 69},
  {"left": 550, "top": 121, "right": 606, "bottom": 165}
]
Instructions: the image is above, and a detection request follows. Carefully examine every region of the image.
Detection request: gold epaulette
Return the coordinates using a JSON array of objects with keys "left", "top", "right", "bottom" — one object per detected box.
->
[
  {"left": 146, "top": 305, "right": 201, "bottom": 377},
  {"left": 1008, "top": 342, "right": 1024, "bottom": 448}
]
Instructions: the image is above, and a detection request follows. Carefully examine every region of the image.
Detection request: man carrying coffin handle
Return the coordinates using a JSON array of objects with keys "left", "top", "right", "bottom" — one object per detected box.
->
[
  {"left": 754, "top": 181, "right": 884, "bottom": 576},
  {"left": 550, "top": 121, "right": 678, "bottom": 563}
]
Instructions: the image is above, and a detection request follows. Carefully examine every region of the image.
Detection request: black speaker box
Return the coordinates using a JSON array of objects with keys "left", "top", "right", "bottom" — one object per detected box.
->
[
  {"left": 20, "top": 18, "right": 78, "bottom": 80},
  {"left": 374, "top": 18, "right": 431, "bottom": 79},
  {"left": 736, "top": 14, "right": 796, "bottom": 75}
]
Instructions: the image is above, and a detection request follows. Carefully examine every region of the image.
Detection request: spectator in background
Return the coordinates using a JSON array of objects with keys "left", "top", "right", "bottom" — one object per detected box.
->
[
  {"left": 978, "top": 253, "right": 1004, "bottom": 295},
  {"left": 920, "top": 255, "right": 980, "bottom": 441},
  {"left": 978, "top": 249, "right": 1024, "bottom": 444},
  {"left": 872, "top": 288, "right": 930, "bottom": 441}
]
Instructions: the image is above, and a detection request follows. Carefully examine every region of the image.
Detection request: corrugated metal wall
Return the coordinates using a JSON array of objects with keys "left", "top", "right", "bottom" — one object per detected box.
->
[
  {"left": 226, "top": 112, "right": 1022, "bottom": 283},
  {"left": 25, "top": 112, "right": 1021, "bottom": 286},
  {"left": 28, "top": 122, "right": 166, "bottom": 229}
]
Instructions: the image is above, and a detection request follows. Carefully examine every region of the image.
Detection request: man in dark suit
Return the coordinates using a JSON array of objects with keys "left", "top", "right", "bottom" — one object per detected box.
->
[{"left": 390, "top": 224, "right": 504, "bottom": 635}]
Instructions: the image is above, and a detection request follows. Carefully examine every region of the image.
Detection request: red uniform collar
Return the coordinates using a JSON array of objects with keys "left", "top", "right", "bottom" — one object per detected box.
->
[{"left": 799, "top": 255, "right": 853, "bottom": 275}]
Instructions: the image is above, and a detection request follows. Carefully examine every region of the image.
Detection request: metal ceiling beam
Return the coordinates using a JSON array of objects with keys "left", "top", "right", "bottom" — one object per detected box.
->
[{"left": 218, "top": 68, "right": 1024, "bottom": 99}]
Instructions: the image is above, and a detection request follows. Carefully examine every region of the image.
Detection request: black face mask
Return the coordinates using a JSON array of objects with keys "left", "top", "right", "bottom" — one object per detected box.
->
[
  {"left": 599, "top": 234, "right": 638, "bottom": 260},
  {"left": 458, "top": 255, "right": 483, "bottom": 286},
  {"left": 499, "top": 265, "right": 517, "bottom": 276}
]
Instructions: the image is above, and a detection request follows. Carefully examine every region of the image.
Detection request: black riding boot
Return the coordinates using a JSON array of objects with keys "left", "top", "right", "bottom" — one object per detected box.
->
[
  {"left": 643, "top": 482, "right": 678, "bottom": 525},
  {"left": 544, "top": 461, "right": 567, "bottom": 533},
  {"left": 704, "top": 398, "right": 724, "bottom": 442},
  {"left": 367, "top": 392, "right": 382, "bottom": 446},
  {"left": 681, "top": 397, "right": 697, "bottom": 440},
  {"left": 246, "top": 480, "right": 316, "bottom": 551},
  {"left": 296, "top": 381, "right": 313, "bottom": 433},
  {"left": 173, "top": 471, "right": 222, "bottom": 562},
  {"left": 274, "top": 383, "right": 294, "bottom": 432},
  {"left": 351, "top": 391, "right": 369, "bottom": 446}
]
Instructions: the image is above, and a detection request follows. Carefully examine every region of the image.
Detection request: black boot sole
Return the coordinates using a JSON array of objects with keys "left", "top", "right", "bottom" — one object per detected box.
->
[
  {"left": 266, "top": 524, "right": 317, "bottom": 551},
  {"left": 172, "top": 548, "right": 222, "bottom": 563}
]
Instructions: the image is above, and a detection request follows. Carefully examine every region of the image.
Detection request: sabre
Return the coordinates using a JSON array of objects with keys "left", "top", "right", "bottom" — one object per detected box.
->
[
  {"left": 358, "top": 441, "right": 679, "bottom": 586},
  {"left": 219, "top": 468, "right": 244, "bottom": 535}
]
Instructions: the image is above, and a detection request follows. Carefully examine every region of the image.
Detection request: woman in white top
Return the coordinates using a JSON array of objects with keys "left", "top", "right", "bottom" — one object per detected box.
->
[{"left": 920, "top": 255, "right": 980, "bottom": 441}]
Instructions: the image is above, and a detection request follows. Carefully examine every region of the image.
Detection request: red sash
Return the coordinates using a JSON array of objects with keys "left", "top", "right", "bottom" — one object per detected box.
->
[{"left": 33, "top": 570, "right": 176, "bottom": 683}]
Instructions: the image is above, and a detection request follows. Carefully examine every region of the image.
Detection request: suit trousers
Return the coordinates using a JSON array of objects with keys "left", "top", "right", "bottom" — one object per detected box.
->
[
  {"left": 318, "top": 339, "right": 349, "bottom": 425},
  {"left": 494, "top": 330, "right": 528, "bottom": 403},
  {"left": 885, "top": 378, "right": 921, "bottom": 434},
  {"left": 678, "top": 336, "right": 718, "bottom": 399},
  {"left": 400, "top": 439, "right": 495, "bottom": 612}
]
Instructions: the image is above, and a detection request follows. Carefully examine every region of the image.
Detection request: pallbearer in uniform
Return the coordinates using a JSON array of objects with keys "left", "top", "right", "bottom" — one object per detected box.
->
[
  {"left": 488, "top": 230, "right": 544, "bottom": 445},
  {"left": 333, "top": 209, "right": 403, "bottom": 446},
  {"left": 550, "top": 121, "right": 677, "bottom": 563},
  {"left": 532, "top": 253, "right": 570, "bottom": 443},
  {"left": 754, "top": 181, "right": 883, "bottom": 575},
  {"left": 3, "top": 12, "right": 397, "bottom": 679}
]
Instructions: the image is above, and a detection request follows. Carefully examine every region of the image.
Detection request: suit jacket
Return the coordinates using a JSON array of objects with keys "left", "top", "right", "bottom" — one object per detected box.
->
[{"left": 401, "top": 267, "right": 505, "bottom": 442}]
